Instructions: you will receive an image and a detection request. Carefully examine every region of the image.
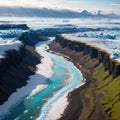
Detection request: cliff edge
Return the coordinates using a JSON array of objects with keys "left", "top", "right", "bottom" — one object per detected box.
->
[
  {"left": 0, "top": 29, "right": 45, "bottom": 104},
  {"left": 49, "top": 35, "right": 120, "bottom": 120}
]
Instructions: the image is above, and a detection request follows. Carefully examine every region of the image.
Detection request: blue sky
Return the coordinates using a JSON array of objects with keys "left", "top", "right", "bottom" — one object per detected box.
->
[{"left": 0, "top": 0, "right": 119, "bottom": 13}]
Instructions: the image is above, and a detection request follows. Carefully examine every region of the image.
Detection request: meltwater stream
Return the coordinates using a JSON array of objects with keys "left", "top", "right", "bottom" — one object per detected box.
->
[{"left": 1, "top": 40, "right": 83, "bottom": 120}]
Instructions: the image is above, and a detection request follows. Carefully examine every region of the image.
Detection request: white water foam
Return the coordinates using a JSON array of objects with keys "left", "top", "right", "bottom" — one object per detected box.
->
[
  {"left": 36, "top": 53, "right": 84, "bottom": 120},
  {"left": 46, "top": 82, "right": 85, "bottom": 120},
  {"left": 45, "top": 57, "right": 85, "bottom": 120}
]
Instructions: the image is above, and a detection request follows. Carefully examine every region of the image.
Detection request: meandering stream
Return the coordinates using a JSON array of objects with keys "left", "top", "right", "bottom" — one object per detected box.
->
[{"left": 1, "top": 39, "right": 83, "bottom": 120}]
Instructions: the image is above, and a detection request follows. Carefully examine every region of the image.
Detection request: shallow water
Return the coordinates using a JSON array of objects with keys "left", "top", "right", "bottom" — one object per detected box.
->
[{"left": 1, "top": 40, "right": 83, "bottom": 120}]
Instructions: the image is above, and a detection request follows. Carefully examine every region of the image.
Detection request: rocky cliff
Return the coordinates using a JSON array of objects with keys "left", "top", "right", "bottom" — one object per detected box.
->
[
  {"left": 49, "top": 34, "right": 120, "bottom": 120},
  {"left": 0, "top": 24, "right": 29, "bottom": 30},
  {"left": 55, "top": 35, "right": 120, "bottom": 78},
  {"left": 0, "top": 30, "right": 45, "bottom": 104}
]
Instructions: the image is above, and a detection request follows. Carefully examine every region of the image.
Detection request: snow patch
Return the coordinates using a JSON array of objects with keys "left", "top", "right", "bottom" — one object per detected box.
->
[
  {"left": 0, "top": 39, "right": 23, "bottom": 58},
  {"left": 0, "top": 42, "right": 54, "bottom": 119},
  {"left": 62, "top": 33, "right": 120, "bottom": 63}
]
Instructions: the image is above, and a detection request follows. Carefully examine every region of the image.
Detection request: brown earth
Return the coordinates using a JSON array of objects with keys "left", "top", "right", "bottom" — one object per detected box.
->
[{"left": 49, "top": 41, "right": 109, "bottom": 120}]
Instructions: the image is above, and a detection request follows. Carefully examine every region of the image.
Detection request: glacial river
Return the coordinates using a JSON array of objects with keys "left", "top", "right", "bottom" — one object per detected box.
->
[{"left": 1, "top": 39, "right": 83, "bottom": 120}]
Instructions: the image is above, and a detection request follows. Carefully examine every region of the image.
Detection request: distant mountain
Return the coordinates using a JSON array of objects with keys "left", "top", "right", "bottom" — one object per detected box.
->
[
  {"left": 80, "top": 10, "right": 92, "bottom": 16},
  {"left": 0, "top": 24, "right": 29, "bottom": 30},
  {"left": 0, "top": 6, "right": 119, "bottom": 19}
]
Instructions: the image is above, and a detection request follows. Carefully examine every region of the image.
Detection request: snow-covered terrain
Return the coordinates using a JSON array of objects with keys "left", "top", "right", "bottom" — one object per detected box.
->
[
  {"left": 0, "top": 39, "right": 23, "bottom": 58},
  {"left": 0, "top": 17, "right": 120, "bottom": 30},
  {"left": 0, "top": 17, "right": 120, "bottom": 120},
  {"left": 0, "top": 29, "right": 23, "bottom": 38},
  {"left": 0, "top": 17, "right": 119, "bottom": 59},
  {"left": 62, "top": 31, "right": 120, "bottom": 62},
  {"left": 0, "top": 29, "right": 24, "bottom": 58},
  {"left": 0, "top": 7, "right": 119, "bottom": 18}
]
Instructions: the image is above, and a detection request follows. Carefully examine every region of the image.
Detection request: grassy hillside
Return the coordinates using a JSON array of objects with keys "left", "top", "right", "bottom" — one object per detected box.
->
[
  {"left": 49, "top": 41, "right": 120, "bottom": 120},
  {"left": 93, "top": 63, "right": 120, "bottom": 120},
  {"left": 82, "top": 56, "right": 120, "bottom": 120}
]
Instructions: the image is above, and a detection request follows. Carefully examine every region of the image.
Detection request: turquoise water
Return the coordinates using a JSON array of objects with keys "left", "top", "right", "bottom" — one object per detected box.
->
[{"left": 1, "top": 41, "right": 83, "bottom": 120}]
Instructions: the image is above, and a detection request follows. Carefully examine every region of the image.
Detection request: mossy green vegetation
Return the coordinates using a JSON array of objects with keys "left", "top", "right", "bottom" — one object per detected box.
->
[
  {"left": 82, "top": 88, "right": 95, "bottom": 120},
  {"left": 49, "top": 39, "right": 120, "bottom": 120},
  {"left": 100, "top": 76, "right": 120, "bottom": 119},
  {"left": 92, "top": 61, "right": 120, "bottom": 119},
  {"left": 81, "top": 56, "right": 120, "bottom": 120},
  {"left": 79, "top": 58, "right": 98, "bottom": 120}
]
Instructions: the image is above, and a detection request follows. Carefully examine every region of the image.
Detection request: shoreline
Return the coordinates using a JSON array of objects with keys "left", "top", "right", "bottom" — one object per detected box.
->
[
  {"left": 0, "top": 43, "right": 54, "bottom": 119},
  {"left": 45, "top": 49, "right": 85, "bottom": 120},
  {"left": 0, "top": 45, "right": 40, "bottom": 104},
  {"left": 48, "top": 41, "right": 97, "bottom": 120},
  {"left": 48, "top": 38, "right": 120, "bottom": 120},
  {"left": 46, "top": 81, "right": 85, "bottom": 120},
  {"left": 49, "top": 50, "right": 87, "bottom": 83}
]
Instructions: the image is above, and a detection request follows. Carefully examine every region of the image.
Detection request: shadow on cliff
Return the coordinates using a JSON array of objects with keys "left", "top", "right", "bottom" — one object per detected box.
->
[
  {"left": 0, "top": 73, "right": 49, "bottom": 118},
  {"left": 0, "top": 45, "right": 43, "bottom": 104},
  {"left": 0, "top": 29, "right": 47, "bottom": 105}
]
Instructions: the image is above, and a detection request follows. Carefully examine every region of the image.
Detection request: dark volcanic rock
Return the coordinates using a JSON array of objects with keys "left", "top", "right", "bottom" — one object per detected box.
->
[
  {"left": 0, "top": 24, "right": 29, "bottom": 30},
  {"left": 54, "top": 35, "right": 120, "bottom": 77},
  {"left": 0, "top": 30, "right": 46, "bottom": 104},
  {"left": 19, "top": 30, "right": 46, "bottom": 46},
  {"left": 49, "top": 35, "right": 120, "bottom": 120},
  {"left": 0, "top": 45, "right": 41, "bottom": 104}
]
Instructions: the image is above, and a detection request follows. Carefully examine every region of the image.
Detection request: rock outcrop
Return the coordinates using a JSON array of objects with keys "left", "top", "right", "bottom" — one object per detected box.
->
[
  {"left": 0, "top": 30, "right": 45, "bottom": 104},
  {"left": 0, "top": 24, "right": 29, "bottom": 30},
  {"left": 55, "top": 35, "right": 120, "bottom": 78},
  {"left": 49, "top": 34, "right": 120, "bottom": 120},
  {"left": 19, "top": 30, "right": 46, "bottom": 46}
]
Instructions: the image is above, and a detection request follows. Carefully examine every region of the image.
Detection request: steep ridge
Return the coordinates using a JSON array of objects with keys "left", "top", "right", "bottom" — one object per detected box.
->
[
  {"left": 55, "top": 35, "right": 120, "bottom": 78},
  {"left": 0, "top": 30, "right": 45, "bottom": 104},
  {"left": 0, "top": 24, "right": 29, "bottom": 30},
  {"left": 0, "top": 6, "right": 120, "bottom": 19},
  {"left": 49, "top": 35, "right": 120, "bottom": 120}
]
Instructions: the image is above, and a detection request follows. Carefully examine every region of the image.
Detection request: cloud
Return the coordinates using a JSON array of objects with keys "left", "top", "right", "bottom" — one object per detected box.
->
[
  {"left": 111, "top": 3, "right": 120, "bottom": 6},
  {"left": 0, "top": 0, "right": 82, "bottom": 7},
  {"left": 0, "top": 0, "right": 83, "bottom": 10},
  {"left": 0, "top": 0, "right": 51, "bottom": 7},
  {"left": 0, "top": 0, "right": 119, "bottom": 14}
]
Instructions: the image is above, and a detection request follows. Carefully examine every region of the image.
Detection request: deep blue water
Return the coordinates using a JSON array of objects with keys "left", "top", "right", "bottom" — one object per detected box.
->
[{"left": 1, "top": 40, "right": 83, "bottom": 120}]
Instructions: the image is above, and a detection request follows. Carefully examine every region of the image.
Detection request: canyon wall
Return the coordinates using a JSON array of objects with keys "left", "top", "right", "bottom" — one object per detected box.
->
[
  {"left": 55, "top": 35, "right": 120, "bottom": 78},
  {"left": 0, "top": 31, "right": 45, "bottom": 104},
  {"left": 49, "top": 34, "right": 120, "bottom": 120},
  {"left": 0, "top": 24, "right": 29, "bottom": 30}
]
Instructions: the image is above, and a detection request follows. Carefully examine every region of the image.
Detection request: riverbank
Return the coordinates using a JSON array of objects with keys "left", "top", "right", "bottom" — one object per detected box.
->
[
  {"left": 0, "top": 45, "right": 42, "bottom": 117},
  {"left": 0, "top": 41, "right": 55, "bottom": 118},
  {"left": 35, "top": 41, "right": 83, "bottom": 120},
  {"left": 49, "top": 38, "right": 120, "bottom": 120},
  {"left": 0, "top": 29, "right": 47, "bottom": 105},
  {"left": 0, "top": 45, "right": 41, "bottom": 104},
  {"left": 49, "top": 42, "right": 93, "bottom": 120},
  {"left": 45, "top": 48, "right": 84, "bottom": 120}
]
